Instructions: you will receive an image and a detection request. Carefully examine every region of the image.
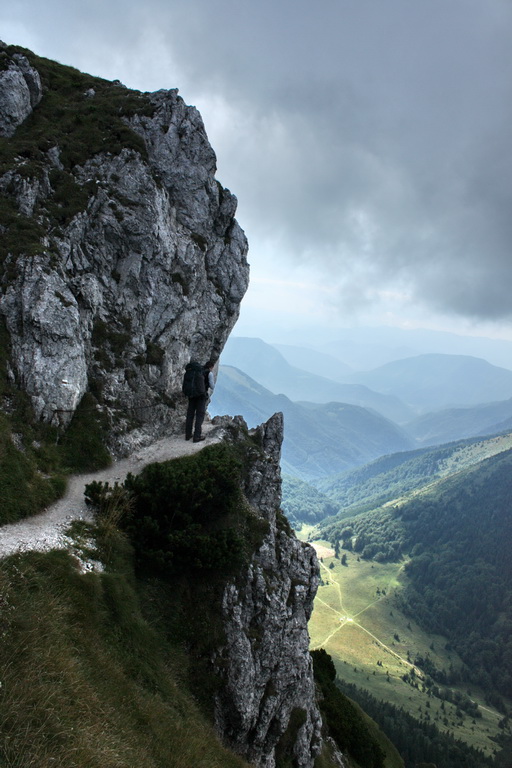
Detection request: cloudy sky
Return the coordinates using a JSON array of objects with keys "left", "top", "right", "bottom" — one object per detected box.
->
[{"left": 3, "top": 0, "right": 512, "bottom": 341}]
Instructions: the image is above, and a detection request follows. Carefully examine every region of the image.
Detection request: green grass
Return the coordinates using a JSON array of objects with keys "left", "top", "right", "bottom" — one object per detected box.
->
[
  {"left": 308, "top": 546, "right": 508, "bottom": 760},
  {"left": 0, "top": 537, "right": 253, "bottom": 768}
]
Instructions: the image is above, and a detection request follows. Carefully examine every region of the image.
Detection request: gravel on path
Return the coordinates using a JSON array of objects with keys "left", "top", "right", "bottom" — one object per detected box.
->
[{"left": 0, "top": 424, "right": 221, "bottom": 560}]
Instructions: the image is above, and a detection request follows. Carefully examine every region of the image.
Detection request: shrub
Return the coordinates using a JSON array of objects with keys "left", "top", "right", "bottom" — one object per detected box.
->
[
  {"left": 57, "top": 393, "right": 111, "bottom": 472},
  {"left": 120, "top": 443, "right": 254, "bottom": 576}
]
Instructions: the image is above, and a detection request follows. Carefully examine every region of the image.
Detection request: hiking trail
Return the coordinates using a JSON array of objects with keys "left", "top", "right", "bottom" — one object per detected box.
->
[{"left": 0, "top": 423, "right": 220, "bottom": 562}]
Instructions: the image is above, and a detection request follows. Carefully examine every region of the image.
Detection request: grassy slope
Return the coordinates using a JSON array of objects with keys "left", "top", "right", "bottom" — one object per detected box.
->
[
  {"left": 0, "top": 537, "right": 253, "bottom": 768},
  {"left": 312, "top": 648, "right": 404, "bottom": 768},
  {"left": 308, "top": 549, "right": 506, "bottom": 761},
  {"left": 315, "top": 431, "right": 512, "bottom": 523},
  {"left": 351, "top": 700, "right": 404, "bottom": 768}
]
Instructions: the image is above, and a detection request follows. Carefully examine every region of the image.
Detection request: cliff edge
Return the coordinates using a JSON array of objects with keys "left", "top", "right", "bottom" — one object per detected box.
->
[
  {"left": 212, "top": 414, "right": 324, "bottom": 767},
  {"left": 0, "top": 42, "right": 248, "bottom": 455},
  {"left": 0, "top": 44, "right": 348, "bottom": 768}
]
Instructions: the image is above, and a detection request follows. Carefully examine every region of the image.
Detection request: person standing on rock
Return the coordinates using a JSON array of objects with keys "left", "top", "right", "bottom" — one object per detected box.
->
[{"left": 182, "top": 360, "right": 215, "bottom": 442}]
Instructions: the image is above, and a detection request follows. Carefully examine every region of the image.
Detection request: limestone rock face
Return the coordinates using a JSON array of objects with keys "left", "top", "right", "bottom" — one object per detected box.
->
[
  {"left": 213, "top": 413, "right": 324, "bottom": 768},
  {"left": 0, "top": 46, "right": 43, "bottom": 138},
  {"left": 0, "top": 48, "right": 248, "bottom": 453}
]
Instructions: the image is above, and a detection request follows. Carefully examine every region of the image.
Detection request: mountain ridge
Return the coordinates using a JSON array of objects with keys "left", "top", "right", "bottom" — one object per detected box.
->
[
  {"left": 221, "top": 336, "right": 415, "bottom": 422},
  {"left": 406, "top": 397, "right": 512, "bottom": 445},
  {"left": 347, "top": 353, "right": 512, "bottom": 412},
  {"left": 210, "top": 364, "right": 413, "bottom": 479},
  {"left": 314, "top": 429, "right": 512, "bottom": 522}
]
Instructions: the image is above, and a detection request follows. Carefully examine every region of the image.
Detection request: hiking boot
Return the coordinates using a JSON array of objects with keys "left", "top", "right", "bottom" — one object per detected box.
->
[{"left": 193, "top": 436, "right": 205, "bottom": 443}]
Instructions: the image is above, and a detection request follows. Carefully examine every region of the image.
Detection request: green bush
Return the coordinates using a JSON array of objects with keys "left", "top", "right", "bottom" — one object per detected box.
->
[
  {"left": 121, "top": 443, "right": 254, "bottom": 576},
  {"left": 57, "top": 393, "right": 111, "bottom": 472}
]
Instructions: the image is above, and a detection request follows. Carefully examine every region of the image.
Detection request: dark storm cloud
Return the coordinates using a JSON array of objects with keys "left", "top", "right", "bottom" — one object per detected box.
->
[
  {"left": 5, "top": 0, "right": 512, "bottom": 319},
  {"left": 148, "top": 0, "right": 512, "bottom": 320}
]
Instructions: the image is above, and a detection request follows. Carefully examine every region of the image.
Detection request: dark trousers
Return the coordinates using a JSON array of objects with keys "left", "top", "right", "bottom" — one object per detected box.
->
[{"left": 185, "top": 395, "right": 207, "bottom": 439}]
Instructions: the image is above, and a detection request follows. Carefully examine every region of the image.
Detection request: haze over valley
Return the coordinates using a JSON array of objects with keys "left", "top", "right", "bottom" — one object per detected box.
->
[{"left": 211, "top": 331, "right": 512, "bottom": 476}]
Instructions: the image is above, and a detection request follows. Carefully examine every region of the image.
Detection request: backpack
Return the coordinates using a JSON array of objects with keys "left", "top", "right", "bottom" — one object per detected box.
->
[{"left": 182, "top": 361, "right": 207, "bottom": 397}]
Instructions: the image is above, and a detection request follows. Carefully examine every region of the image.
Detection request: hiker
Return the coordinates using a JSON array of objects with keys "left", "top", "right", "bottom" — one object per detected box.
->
[{"left": 182, "top": 360, "right": 215, "bottom": 442}]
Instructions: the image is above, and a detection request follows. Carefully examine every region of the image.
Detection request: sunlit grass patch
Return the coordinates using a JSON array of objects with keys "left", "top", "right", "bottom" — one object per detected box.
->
[{"left": 308, "top": 544, "right": 506, "bottom": 759}]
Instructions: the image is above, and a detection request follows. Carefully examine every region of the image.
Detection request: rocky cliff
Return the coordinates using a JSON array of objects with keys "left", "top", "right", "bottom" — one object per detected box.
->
[
  {"left": 213, "top": 413, "right": 324, "bottom": 767},
  {"left": 0, "top": 42, "right": 248, "bottom": 454}
]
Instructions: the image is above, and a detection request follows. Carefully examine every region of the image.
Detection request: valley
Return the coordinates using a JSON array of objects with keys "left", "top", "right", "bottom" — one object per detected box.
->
[
  {"left": 216, "top": 332, "right": 512, "bottom": 766},
  {"left": 304, "top": 541, "right": 506, "bottom": 761}
]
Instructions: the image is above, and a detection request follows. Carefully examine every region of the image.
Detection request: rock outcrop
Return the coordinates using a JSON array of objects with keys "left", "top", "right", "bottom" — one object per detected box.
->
[
  {"left": 213, "top": 413, "right": 324, "bottom": 768},
  {"left": 0, "top": 45, "right": 248, "bottom": 454},
  {"left": 0, "top": 43, "right": 42, "bottom": 137}
]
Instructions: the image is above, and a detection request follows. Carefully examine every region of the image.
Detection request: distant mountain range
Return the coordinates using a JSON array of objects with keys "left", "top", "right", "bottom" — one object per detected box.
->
[
  {"left": 283, "top": 325, "right": 512, "bottom": 371},
  {"left": 406, "top": 398, "right": 512, "bottom": 446},
  {"left": 209, "top": 366, "right": 412, "bottom": 479},
  {"left": 273, "top": 343, "right": 353, "bottom": 380},
  {"left": 215, "top": 336, "right": 512, "bottom": 477},
  {"left": 220, "top": 337, "right": 414, "bottom": 422},
  {"left": 347, "top": 353, "right": 512, "bottom": 412}
]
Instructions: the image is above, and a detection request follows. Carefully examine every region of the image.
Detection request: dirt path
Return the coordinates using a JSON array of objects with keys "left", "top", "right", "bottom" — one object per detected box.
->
[
  {"left": 0, "top": 424, "right": 221, "bottom": 560},
  {"left": 311, "top": 559, "right": 423, "bottom": 676}
]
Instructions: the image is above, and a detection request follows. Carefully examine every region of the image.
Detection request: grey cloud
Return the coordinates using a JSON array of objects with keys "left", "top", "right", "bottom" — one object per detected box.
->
[{"left": 4, "top": 0, "right": 512, "bottom": 319}]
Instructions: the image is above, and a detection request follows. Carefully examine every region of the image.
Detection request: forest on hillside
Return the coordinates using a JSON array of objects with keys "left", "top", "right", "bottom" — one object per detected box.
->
[
  {"left": 336, "top": 679, "right": 498, "bottom": 768},
  {"left": 314, "top": 433, "right": 512, "bottom": 521},
  {"left": 281, "top": 475, "right": 341, "bottom": 526},
  {"left": 316, "top": 449, "right": 512, "bottom": 706}
]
